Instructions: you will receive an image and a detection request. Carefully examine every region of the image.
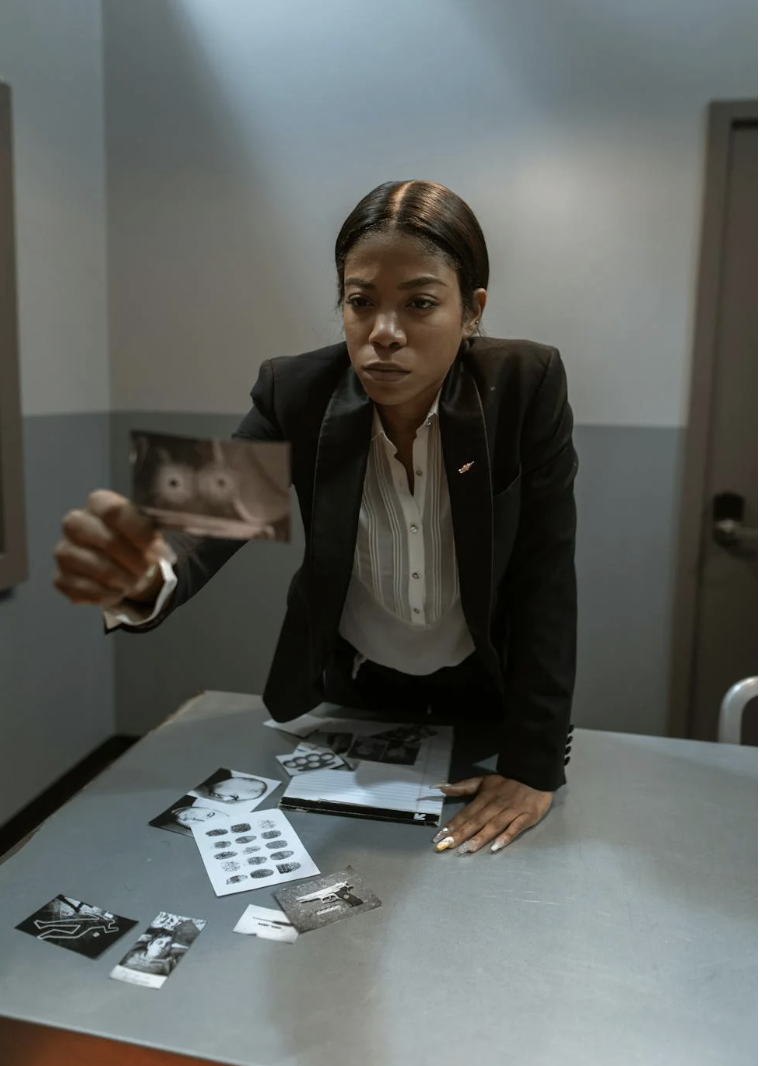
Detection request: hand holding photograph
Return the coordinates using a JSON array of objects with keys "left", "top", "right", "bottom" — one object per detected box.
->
[{"left": 131, "top": 430, "right": 290, "bottom": 540}]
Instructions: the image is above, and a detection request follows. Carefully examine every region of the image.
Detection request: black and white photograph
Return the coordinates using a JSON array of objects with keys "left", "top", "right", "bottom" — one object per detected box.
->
[
  {"left": 348, "top": 725, "right": 437, "bottom": 766},
  {"left": 190, "top": 808, "right": 319, "bottom": 897},
  {"left": 189, "top": 767, "right": 281, "bottom": 811},
  {"left": 276, "top": 743, "right": 350, "bottom": 777},
  {"left": 309, "top": 730, "right": 355, "bottom": 755},
  {"left": 130, "top": 430, "right": 290, "bottom": 540},
  {"left": 16, "top": 894, "right": 138, "bottom": 959},
  {"left": 148, "top": 794, "right": 235, "bottom": 838},
  {"left": 233, "top": 903, "right": 298, "bottom": 943},
  {"left": 274, "top": 867, "right": 381, "bottom": 933},
  {"left": 110, "top": 911, "right": 206, "bottom": 990}
]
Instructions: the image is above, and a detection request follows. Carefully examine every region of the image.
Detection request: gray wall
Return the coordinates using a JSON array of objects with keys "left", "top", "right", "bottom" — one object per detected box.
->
[
  {"left": 0, "top": 1, "right": 113, "bottom": 825},
  {"left": 103, "top": 0, "right": 754, "bottom": 737}
]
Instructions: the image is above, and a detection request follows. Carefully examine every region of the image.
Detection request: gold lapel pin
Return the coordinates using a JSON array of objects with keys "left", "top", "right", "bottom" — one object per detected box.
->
[{"left": 458, "top": 461, "right": 475, "bottom": 474}]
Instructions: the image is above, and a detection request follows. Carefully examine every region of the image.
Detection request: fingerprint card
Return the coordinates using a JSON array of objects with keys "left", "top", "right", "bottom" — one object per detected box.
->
[
  {"left": 191, "top": 808, "right": 319, "bottom": 896},
  {"left": 110, "top": 911, "right": 206, "bottom": 990}
]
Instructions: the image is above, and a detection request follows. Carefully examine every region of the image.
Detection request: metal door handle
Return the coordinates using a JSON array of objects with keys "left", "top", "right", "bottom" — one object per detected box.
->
[
  {"left": 712, "top": 492, "right": 757, "bottom": 554},
  {"left": 713, "top": 518, "right": 758, "bottom": 550}
]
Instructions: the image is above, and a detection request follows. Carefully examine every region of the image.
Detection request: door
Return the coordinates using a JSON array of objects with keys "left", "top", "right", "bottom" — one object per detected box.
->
[{"left": 671, "top": 103, "right": 758, "bottom": 743}]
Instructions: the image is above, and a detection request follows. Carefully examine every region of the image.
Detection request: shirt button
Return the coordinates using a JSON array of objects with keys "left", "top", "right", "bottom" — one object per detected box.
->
[
  {"left": 415, "top": 469, "right": 423, "bottom": 477},
  {"left": 410, "top": 524, "right": 418, "bottom": 533},
  {"left": 411, "top": 572, "right": 420, "bottom": 579},
  {"left": 425, "top": 419, "right": 432, "bottom": 427},
  {"left": 413, "top": 608, "right": 421, "bottom": 614}
]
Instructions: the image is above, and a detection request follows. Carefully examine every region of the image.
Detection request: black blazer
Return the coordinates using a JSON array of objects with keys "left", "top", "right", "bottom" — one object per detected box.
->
[{"left": 125, "top": 337, "right": 578, "bottom": 791}]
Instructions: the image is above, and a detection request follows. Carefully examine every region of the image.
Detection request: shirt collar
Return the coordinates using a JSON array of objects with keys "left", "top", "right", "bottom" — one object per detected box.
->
[{"left": 371, "top": 390, "right": 441, "bottom": 442}]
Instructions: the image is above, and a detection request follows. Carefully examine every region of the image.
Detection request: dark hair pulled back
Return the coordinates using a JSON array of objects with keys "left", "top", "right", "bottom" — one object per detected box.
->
[{"left": 335, "top": 180, "right": 489, "bottom": 323}]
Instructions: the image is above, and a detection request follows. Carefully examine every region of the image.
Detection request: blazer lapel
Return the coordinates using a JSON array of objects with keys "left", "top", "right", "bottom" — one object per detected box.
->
[
  {"left": 439, "top": 356, "right": 494, "bottom": 647},
  {"left": 308, "top": 364, "right": 373, "bottom": 665}
]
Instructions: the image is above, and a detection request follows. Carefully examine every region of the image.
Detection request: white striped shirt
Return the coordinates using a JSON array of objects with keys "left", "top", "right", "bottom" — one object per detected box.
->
[
  {"left": 107, "top": 396, "right": 475, "bottom": 677},
  {"left": 338, "top": 395, "right": 474, "bottom": 676}
]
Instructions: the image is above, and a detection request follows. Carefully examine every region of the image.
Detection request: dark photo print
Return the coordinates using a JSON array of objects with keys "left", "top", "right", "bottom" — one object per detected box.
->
[
  {"left": 310, "top": 730, "right": 355, "bottom": 755},
  {"left": 348, "top": 725, "right": 437, "bottom": 766},
  {"left": 131, "top": 430, "right": 290, "bottom": 541},
  {"left": 274, "top": 867, "right": 381, "bottom": 933},
  {"left": 149, "top": 794, "right": 233, "bottom": 838},
  {"left": 16, "top": 894, "right": 138, "bottom": 959}
]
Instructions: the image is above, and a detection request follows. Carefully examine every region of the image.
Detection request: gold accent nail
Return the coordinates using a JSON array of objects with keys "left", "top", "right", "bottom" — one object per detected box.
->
[
  {"left": 458, "top": 461, "right": 475, "bottom": 474},
  {"left": 435, "top": 836, "right": 455, "bottom": 852}
]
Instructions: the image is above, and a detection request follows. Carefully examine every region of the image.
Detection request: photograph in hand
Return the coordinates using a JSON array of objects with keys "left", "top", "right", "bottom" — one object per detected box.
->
[{"left": 130, "top": 430, "right": 290, "bottom": 540}]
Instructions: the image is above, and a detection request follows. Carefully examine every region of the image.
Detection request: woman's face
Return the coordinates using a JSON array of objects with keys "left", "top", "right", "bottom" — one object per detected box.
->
[{"left": 342, "top": 230, "right": 486, "bottom": 413}]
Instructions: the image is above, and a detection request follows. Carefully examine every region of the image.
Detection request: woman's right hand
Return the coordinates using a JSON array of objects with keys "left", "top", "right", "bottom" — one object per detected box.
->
[{"left": 54, "top": 490, "right": 168, "bottom": 608}]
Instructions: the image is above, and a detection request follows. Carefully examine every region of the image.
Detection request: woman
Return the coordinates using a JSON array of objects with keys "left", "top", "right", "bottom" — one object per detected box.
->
[{"left": 54, "top": 180, "right": 578, "bottom": 856}]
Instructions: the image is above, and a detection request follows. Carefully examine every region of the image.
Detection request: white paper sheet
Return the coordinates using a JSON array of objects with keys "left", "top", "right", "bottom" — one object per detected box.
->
[
  {"left": 280, "top": 722, "right": 453, "bottom": 825},
  {"left": 191, "top": 808, "right": 319, "bottom": 896},
  {"left": 276, "top": 742, "right": 350, "bottom": 776},
  {"left": 233, "top": 904, "right": 298, "bottom": 943},
  {"left": 263, "top": 714, "right": 347, "bottom": 739}
]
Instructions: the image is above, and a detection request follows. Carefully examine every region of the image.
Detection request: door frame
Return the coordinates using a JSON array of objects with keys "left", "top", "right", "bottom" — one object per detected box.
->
[{"left": 669, "top": 99, "right": 758, "bottom": 738}]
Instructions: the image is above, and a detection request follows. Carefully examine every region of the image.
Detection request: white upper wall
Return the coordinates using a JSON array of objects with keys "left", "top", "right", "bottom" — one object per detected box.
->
[
  {"left": 0, "top": 0, "right": 109, "bottom": 416},
  {"left": 104, "top": 0, "right": 756, "bottom": 426}
]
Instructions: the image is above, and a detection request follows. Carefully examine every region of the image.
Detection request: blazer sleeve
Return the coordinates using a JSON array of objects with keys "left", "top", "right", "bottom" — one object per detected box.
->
[
  {"left": 495, "top": 349, "right": 578, "bottom": 792},
  {"left": 111, "top": 360, "right": 285, "bottom": 634}
]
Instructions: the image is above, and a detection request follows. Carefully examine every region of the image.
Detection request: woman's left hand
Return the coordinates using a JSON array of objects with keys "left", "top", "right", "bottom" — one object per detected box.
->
[{"left": 431, "top": 774, "right": 553, "bottom": 854}]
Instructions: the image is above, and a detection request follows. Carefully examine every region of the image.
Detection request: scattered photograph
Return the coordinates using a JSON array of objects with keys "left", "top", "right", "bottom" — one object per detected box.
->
[
  {"left": 16, "top": 895, "right": 138, "bottom": 959},
  {"left": 191, "top": 808, "right": 319, "bottom": 897},
  {"left": 233, "top": 904, "right": 298, "bottom": 943},
  {"left": 110, "top": 911, "right": 206, "bottom": 990},
  {"left": 149, "top": 794, "right": 234, "bottom": 838},
  {"left": 149, "top": 770, "right": 281, "bottom": 837},
  {"left": 131, "top": 430, "right": 290, "bottom": 541},
  {"left": 276, "top": 743, "right": 350, "bottom": 777},
  {"left": 309, "top": 730, "right": 354, "bottom": 755},
  {"left": 348, "top": 725, "right": 437, "bottom": 766},
  {"left": 274, "top": 867, "right": 381, "bottom": 933},
  {"left": 189, "top": 768, "right": 281, "bottom": 811}
]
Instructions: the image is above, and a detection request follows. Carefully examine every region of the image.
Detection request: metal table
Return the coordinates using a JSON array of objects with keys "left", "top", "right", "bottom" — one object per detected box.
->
[{"left": 0, "top": 691, "right": 756, "bottom": 1066}]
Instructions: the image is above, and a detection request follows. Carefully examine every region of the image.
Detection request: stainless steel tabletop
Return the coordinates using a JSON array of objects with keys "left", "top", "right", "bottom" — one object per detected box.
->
[{"left": 0, "top": 691, "right": 756, "bottom": 1066}]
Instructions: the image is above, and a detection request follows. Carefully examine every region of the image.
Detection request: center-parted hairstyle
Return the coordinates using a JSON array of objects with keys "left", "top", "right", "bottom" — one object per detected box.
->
[{"left": 335, "top": 180, "right": 490, "bottom": 322}]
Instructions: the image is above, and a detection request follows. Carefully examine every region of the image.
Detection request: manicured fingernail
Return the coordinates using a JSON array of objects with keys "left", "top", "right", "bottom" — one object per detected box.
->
[
  {"left": 431, "top": 783, "right": 451, "bottom": 790},
  {"left": 457, "top": 842, "right": 476, "bottom": 855},
  {"left": 434, "top": 836, "right": 455, "bottom": 851},
  {"left": 490, "top": 841, "right": 506, "bottom": 852},
  {"left": 432, "top": 827, "right": 450, "bottom": 844}
]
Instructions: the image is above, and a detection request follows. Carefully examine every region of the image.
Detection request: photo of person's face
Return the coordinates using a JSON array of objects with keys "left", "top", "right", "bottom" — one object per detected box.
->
[
  {"left": 206, "top": 777, "right": 267, "bottom": 804},
  {"left": 145, "top": 934, "right": 173, "bottom": 959},
  {"left": 175, "top": 805, "right": 226, "bottom": 826}
]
